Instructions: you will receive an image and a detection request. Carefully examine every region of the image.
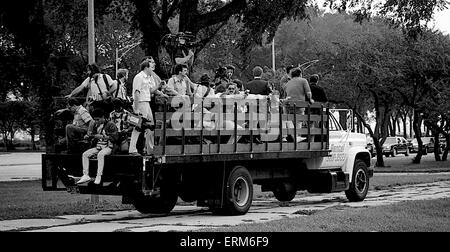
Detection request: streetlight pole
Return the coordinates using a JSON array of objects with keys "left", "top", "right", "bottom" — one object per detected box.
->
[
  {"left": 272, "top": 38, "right": 276, "bottom": 72},
  {"left": 88, "top": 0, "right": 98, "bottom": 204},
  {"left": 88, "top": 0, "right": 95, "bottom": 64}
]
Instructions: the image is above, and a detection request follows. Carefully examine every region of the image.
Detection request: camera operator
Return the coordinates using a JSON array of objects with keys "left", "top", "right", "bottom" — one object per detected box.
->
[{"left": 174, "top": 35, "right": 195, "bottom": 68}]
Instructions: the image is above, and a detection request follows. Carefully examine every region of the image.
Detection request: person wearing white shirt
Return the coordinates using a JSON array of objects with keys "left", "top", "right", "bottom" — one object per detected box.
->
[
  {"left": 129, "top": 57, "right": 168, "bottom": 155},
  {"left": 66, "top": 64, "right": 114, "bottom": 103}
]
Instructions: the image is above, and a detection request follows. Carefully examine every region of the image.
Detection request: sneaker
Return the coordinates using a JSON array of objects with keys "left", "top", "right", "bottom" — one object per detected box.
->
[
  {"left": 77, "top": 175, "right": 92, "bottom": 184},
  {"left": 94, "top": 175, "right": 102, "bottom": 185},
  {"left": 129, "top": 152, "right": 141, "bottom": 156}
]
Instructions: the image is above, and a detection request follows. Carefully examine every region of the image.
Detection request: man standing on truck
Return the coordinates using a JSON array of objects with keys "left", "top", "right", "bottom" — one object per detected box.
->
[
  {"left": 284, "top": 68, "right": 314, "bottom": 142},
  {"left": 285, "top": 68, "right": 314, "bottom": 111},
  {"left": 309, "top": 74, "right": 328, "bottom": 104},
  {"left": 245, "top": 66, "right": 272, "bottom": 95},
  {"left": 65, "top": 64, "right": 114, "bottom": 111},
  {"left": 129, "top": 57, "right": 168, "bottom": 155}
]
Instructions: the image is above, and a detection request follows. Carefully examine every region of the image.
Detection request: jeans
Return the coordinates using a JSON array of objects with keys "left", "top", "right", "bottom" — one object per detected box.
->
[{"left": 82, "top": 147, "right": 112, "bottom": 177}]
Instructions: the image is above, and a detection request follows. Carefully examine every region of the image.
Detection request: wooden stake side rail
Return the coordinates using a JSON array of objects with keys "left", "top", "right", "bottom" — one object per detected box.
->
[{"left": 151, "top": 97, "right": 330, "bottom": 160}]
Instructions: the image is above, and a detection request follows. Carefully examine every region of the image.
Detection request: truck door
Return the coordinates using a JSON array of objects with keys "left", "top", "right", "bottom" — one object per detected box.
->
[{"left": 321, "top": 112, "right": 349, "bottom": 169}]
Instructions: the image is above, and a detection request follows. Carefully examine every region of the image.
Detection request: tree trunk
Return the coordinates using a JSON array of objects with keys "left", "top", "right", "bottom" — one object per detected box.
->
[
  {"left": 402, "top": 115, "right": 408, "bottom": 139},
  {"left": 443, "top": 134, "right": 449, "bottom": 161},
  {"left": 2, "top": 133, "right": 8, "bottom": 152},
  {"left": 434, "top": 133, "right": 441, "bottom": 161},
  {"left": 409, "top": 113, "right": 413, "bottom": 137},
  {"left": 412, "top": 110, "right": 423, "bottom": 164},
  {"left": 388, "top": 119, "right": 394, "bottom": 136},
  {"left": 30, "top": 128, "right": 36, "bottom": 151},
  {"left": 353, "top": 108, "right": 385, "bottom": 167}
]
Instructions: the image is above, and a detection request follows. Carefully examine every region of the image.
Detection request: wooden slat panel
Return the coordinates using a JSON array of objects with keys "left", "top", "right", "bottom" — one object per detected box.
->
[
  {"left": 154, "top": 142, "right": 326, "bottom": 156},
  {"left": 155, "top": 112, "right": 329, "bottom": 122},
  {"left": 154, "top": 128, "right": 328, "bottom": 137}
]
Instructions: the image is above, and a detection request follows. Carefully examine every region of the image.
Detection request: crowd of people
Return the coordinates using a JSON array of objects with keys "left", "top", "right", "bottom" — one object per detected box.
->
[{"left": 58, "top": 57, "right": 328, "bottom": 185}]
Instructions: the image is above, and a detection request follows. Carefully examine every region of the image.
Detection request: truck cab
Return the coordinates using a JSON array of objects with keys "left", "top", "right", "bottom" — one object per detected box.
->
[{"left": 42, "top": 97, "right": 373, "bottom": 215}]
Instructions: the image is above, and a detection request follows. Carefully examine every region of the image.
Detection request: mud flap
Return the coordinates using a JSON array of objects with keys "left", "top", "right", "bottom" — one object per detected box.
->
[{"left": 307, "top": 171, "right": 349, "bottom": 193}]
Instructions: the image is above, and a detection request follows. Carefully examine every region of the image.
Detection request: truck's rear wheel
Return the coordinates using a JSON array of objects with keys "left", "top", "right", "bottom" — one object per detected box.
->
[
  {"left": 133, "top": 186, "right": 178, "bottom": 214},
  {"left": 273, "top": 182, "right": 297, "bottom": 202},
  {"left": 345, "top": 159, "right": 369, "bottom": 202},
  {"left": 213, "top": 166, "right": 253, "bottom": 215}
]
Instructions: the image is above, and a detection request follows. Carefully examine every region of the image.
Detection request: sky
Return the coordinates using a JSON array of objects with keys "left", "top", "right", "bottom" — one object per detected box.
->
[
  {"left": 432, "top": 8, "right": 450, "bottom": 35},
  {"left": 314, "top": 0, "right": 450, "bottom": 35}
]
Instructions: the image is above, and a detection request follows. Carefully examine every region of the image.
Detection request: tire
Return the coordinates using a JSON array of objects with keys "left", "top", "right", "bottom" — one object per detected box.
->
[
  {"left": 215, "top": 166, "right": 253, "bottom": 215},
  {"left": 133, "top": 185, "right": 178, "bottom": 214},
  {"left": 345, "top": 159, "right": 369, "bottom": 202},
  {"left": 178, "top": 188, "right": 197, "bottom": 203},
  {"left": 273, "top": 182, "right": 297, "bottom": 202}
]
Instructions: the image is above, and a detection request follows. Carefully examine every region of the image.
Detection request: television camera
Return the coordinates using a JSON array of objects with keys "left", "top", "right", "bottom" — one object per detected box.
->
[{"left": 162, "top": 31, "right": 200, "bottom": 49}]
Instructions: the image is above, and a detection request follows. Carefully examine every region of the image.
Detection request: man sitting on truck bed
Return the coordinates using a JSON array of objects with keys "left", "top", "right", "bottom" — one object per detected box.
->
[
  {"left": 65, "top": 98, "right": 93, "bottom": 154},
  {"left": 77, "top": 108, "right": 119, "bottom": 185}
]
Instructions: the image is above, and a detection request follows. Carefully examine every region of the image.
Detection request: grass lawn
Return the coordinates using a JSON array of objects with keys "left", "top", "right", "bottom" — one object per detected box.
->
[
  {"left": 198, "top": 198, "right": 450, "bottom": 232},
  {"left": 0, "top": 180, "right": 132, "bottom": 220},
  {"left": 1, "top": 173, "right": 450, "bottom": 221}
]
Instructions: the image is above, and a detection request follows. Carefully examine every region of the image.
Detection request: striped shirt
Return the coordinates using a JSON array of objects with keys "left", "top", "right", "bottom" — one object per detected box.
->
[{"left": 73, "top": 106, "right": 92, "bottom": 128}]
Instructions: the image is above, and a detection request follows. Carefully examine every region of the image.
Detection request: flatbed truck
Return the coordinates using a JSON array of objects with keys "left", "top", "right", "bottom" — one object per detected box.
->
[{"left": 42, "top": 97, "right": 373, "bottom": 215}]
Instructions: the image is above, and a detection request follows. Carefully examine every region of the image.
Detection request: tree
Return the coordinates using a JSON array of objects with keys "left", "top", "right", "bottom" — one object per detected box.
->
[{"left": 0, "top": 101, "right": 29, "bottom": 151}]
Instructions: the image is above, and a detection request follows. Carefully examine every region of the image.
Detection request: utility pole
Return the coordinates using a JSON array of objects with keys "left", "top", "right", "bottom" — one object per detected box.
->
[
  {"left": 88, "top": 0, "right": 95, "bottom": 64},
  {"left": 88, "top": 0, "right": 99, "bottom": 204},
  {"left": 272, "top": 38, "right": 276, "bottom": 72}
]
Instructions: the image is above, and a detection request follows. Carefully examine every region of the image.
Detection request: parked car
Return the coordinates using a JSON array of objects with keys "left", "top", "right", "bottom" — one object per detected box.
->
[
  {"left": 381, "top": 136, "right": 409, "bottom": 157},
  {"left": 410, "top": 137, "right": 440, "bottom": 154}
]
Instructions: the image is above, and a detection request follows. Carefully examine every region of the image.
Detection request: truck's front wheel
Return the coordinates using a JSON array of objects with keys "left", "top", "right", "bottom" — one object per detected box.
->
[
  {"left": 213, "top": 166, "right": 253, "bottom": 215},
  {"left": 345, "top": 159, "right": 369, "bottom": 202}
]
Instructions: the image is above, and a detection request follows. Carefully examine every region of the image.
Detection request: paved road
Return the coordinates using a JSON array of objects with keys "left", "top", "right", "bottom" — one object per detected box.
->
[
  {"left": 0, "top": 152, "right": 43, "bottom": 181},
  {"left": 1, "top": 152, "right": 448, "bottom": 182},
  {"left": 1, "top": 180, "right": 449, "bottom": 232}
]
